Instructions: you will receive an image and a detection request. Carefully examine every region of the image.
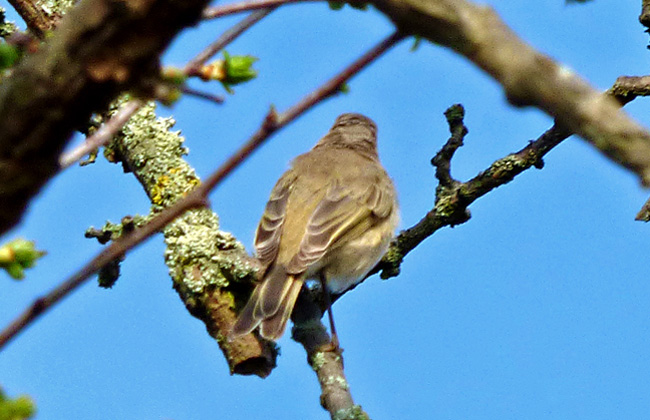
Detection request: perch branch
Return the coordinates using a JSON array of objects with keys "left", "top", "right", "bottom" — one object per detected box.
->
[
  {"left": 291, "top": 289, "right": 370, "bottom": 420},
  {"left": 372, "top": 107, "right": 569, "bottom": 279}
]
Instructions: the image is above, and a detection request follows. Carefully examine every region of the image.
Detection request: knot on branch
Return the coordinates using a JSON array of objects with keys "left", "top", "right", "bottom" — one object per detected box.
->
[{"left": 431, "top": 104, "right": 467, "bottom": 190}]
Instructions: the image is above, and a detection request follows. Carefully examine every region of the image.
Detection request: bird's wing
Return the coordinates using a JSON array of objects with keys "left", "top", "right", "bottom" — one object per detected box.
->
[
  {"left": 286, "top": 180, "right": 393, "bottom": 274},
  {"left": 254, "top": 173, "right": 293, "bottom": 268},
  {"left": 366, "top": 176, "right": 396, "bottom": 219}
]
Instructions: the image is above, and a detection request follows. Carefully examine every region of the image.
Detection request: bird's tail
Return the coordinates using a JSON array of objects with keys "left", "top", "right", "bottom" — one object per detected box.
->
[{"left": 230, "top": 265, "right": 303, "bottom": 341}]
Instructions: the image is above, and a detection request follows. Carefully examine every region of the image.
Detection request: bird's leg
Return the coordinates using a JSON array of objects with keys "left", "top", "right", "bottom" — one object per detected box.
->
[{"left": 319, "top": 273, "right": 340, "bottom": 350}]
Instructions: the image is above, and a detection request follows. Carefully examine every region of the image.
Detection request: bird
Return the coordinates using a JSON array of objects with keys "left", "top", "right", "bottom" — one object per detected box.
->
[{"left": 230, "top": 113, "right": 399, "bottom": 342}]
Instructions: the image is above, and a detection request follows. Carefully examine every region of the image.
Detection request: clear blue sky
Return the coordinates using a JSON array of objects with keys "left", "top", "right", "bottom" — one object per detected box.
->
[{"left": 2, "top": 1, "right": 650, "bottom": 419}]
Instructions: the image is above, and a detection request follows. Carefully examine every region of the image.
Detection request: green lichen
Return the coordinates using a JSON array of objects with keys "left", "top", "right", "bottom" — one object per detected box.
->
[
  {"left": 164, "top": 209, "right": 231, "bottom": 292},
  {"left": 310, "top": 351, "right": 326, "bottom": 371},
  {"left": 323, "top": 375, "right": 349, "bottom": 390},
  {"left": 35, "top": 0, "right": 75, "bottom": 16},
  {"left": 333, "top": 405, "right": 369, "bottom": 420},
  {"left": 433, "top": 191, "right": 458, "bottom": 218},
  {"left": 104, "top": 99, "right": 258, "bottom": 308},
  {"left": 85, "top": 215, "right": 150, "bottom": 243},
  {"left": 108, "top": 101, "right": 198, "bottom": 209}
]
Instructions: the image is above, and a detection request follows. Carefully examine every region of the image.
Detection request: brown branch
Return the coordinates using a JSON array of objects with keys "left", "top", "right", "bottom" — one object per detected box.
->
[
  {"left": 370, "top": 0, "right": 650, "bottom": 186},
  {"left": 0, "top": 31, "right": 404, "bottom": 367},
  {"left": 203, "top": 0, "right": 310, "bottom": 19},
  {"left": 636, "top": 201, "right": 650, "bottom": 221},
  {"left": 178, "top": 86, "right": 226, "bottom": 104},
  {"left": 291, "top": 289, "right": 370, "bottom": 420},
  {"left": 58, "top": 99, "right": 144, "bottom": 168},
  {"left": 606, "top": 75, "right": 650, "bottom": 221},
  {"left": 608, "top": 75, "right": 650, "bottom": 105},
  {"left": 0, "top": 0, "right": 213, "bottom": 236},
  {"left": 372, "top": 109, "right": 569, "bottom": 279}
]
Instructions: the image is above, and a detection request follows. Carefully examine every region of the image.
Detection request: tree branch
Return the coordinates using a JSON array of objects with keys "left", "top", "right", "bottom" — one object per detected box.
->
[
  {"left": 291, "top": 289, "right": 370, "bottom": 420},
  {"left": 203, "top": 0, "right": 309, "bottom": 19},
  {"left": 0, "top": 0, "right": 212, "bottom": 236},
  {"left": 370, "top": 0, "right": 650, "bottom": 186},
  {"left": 103, "top": 100, "right": 278, "bottom": 377},
  {"left": 372, "top": 109, "right": 568, "bottom": 279},
  {"left": 608, "top": 75, "right": 650, "bottom": 105}
]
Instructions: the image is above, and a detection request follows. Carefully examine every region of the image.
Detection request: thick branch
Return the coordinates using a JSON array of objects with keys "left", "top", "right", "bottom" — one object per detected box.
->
[
  {"left": 105, "top": 101, "right": 278, "bottom": 377},
  {"left": 0, "top": 0, "right": 211, "bottom": 236},
  {"left": 368, "top": 0, "right": 650, "bottom": 185}
]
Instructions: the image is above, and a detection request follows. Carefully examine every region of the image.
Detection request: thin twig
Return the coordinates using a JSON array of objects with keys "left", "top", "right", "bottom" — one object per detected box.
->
[
  {"left": 58, "top": 99, "right": 144, "bottom": 168},
  {"left": 203, "top": 0, "right": 308, "bottom": 19},
  {"left": 186, "top": 8, "right": 275, "bottom": 74},
  {"left": 179, "top": 86, "right": 226, "bottom": 104},
  {"left": 371, "top": 119, "right": 570, "bottom": 280},
  {"left": 0, "top": 30, "right": 404, "bottom": 351},
  {"left": 431, "top": 104, "right": 466, "bottom": 188}
]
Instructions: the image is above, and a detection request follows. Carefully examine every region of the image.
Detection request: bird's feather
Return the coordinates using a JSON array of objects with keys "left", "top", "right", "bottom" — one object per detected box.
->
[
  {"left": 286, "top": 181, "right": 392, "bottom": 275},
  {"left": 254, "top": 173, "right": 293, "bottom": 268},
  {"left": 260, "top": 279, "right": 302, "bottom": 340}
]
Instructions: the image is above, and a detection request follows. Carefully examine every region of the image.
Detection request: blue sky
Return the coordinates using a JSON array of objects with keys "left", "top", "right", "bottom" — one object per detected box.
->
[{"left": 2, "top": 1, "right": 650, "bottom": 419}]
